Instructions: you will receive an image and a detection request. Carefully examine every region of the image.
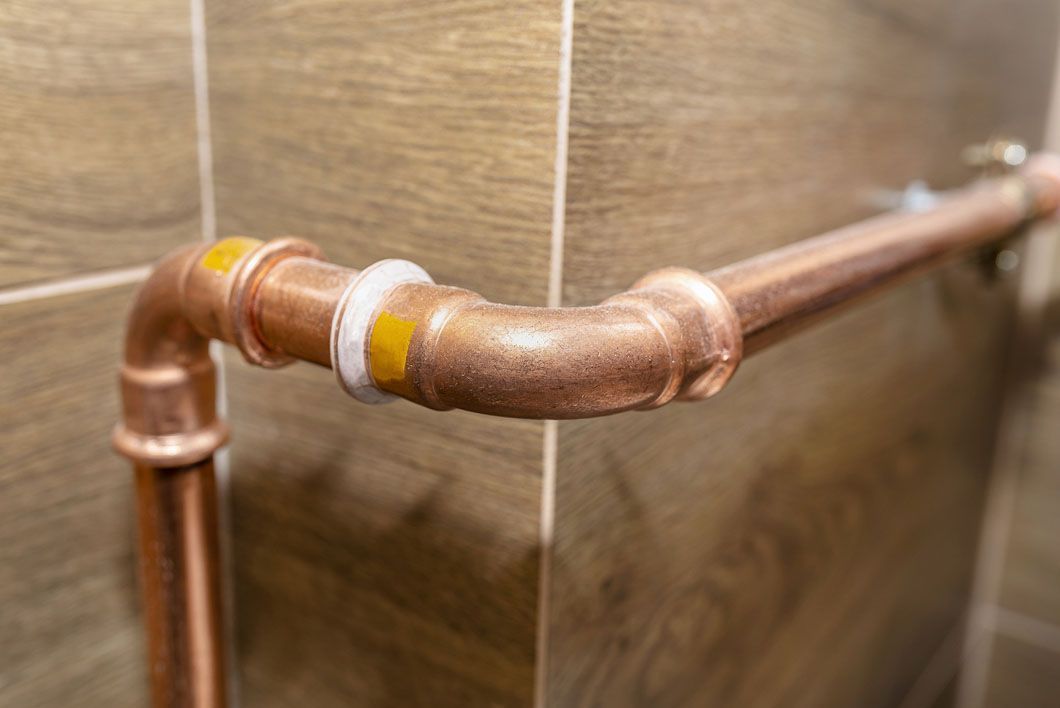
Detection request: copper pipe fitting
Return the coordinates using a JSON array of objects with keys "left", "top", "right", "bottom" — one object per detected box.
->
[{"left": 115, "top": 153, "right": 1060, "bottom": 706}]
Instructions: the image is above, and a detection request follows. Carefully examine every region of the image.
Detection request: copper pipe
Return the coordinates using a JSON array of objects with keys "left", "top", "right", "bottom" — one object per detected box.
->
[
  {"left": 352, "top": 158, "right": 1060, "bottom": 417},
  {"left": 115, "top": 154, "right": 1060, "bottom": 704},
  {"left": 709, "top": 170, "right": 1060, "bottom": 354},
  {"left": 253, "top": 257, "right": 357, "bottom": 367},
  {"left": 134, "top": 460, "right": 225, "bottom": 708},
  {"left": 113, "top": 245, "right": 229, "bottom": 708}
]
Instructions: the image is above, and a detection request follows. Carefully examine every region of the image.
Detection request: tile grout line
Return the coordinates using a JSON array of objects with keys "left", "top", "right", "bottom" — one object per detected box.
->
[
  {"left": 993, "top": 606, "right": 1060, "bottom": 656},
  {"left": 0, "top": 265, "right": 153, "bottom": 306},
  {"left": 956, "top": 24, "right": 1060, "bottom": 705},
  {"left": 534, "top": 2, "right": 574, "bottom": 706},
  {"left": 956, "top": 222, "right": 1060, "bottom": 708},
  {"left": 897, "top": 618, "right": 966, "bottom": 708},
  {"left": 535, "top": 420, "right": 559, "bottom": 708},
  {"left": 187, "top": 0, "right": 239, "bottom": 706},
  {"left": 545, "top": 0, "right": 573, "bottom": 312},
  {"left": 190, "top": 0, "right": 217, "bottom": 246}
]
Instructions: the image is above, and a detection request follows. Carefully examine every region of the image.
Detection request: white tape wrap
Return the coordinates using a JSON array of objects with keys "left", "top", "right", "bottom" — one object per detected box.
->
[{"left": 330, "top": 259, "right": 433, "bottom": 404}]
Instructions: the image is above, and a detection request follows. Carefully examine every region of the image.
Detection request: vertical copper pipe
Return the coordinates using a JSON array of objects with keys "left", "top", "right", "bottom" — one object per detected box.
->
[
  {"left": 135, "top": 460, "right": 226, "bottom": 708},
  {"left": 115, "top": 244, "right": 232, "bottom": 708}
]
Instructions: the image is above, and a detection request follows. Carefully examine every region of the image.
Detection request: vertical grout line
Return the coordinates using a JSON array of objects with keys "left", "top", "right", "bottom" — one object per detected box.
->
[
  {"left": 956, "top": 220, "right": 1060, "bottom": 708},
  {"left": 898, "top": 619, "right": 967, "bottom": 708},
  {"left": 535, "top": 419, "right": 559, "bottom": 708},
  {"left": 188, "top": 0, "right": 237, "bottom": 705},
  {"left": 546, "top": 0, "right": 574, "bottom": 312},
  {"left": 993, "top": 607, "right": 1060, "bottom": 656},
  {"left": 956, "top": 24, "right": 1060, "bottom": 705},
  {"left": 190, "top": 0, "right": 216, "bottom": 245},
  {"left": 535, "top": 2, "right": 574, "bottom": 707}
]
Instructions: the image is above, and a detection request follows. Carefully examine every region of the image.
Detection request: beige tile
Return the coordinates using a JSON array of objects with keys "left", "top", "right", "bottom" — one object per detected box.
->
[
  {"left": 548, "top": 0, "right": 1057, "bottom": 705},
  {"left": 206, "top": 0, "right": 562, "bottom": 305},
  {"left": 1000, "top": 360, "right": 1060, "bottom": 625},
  {"left": 0, "top": 1, "right": 201, "bottom": 287},
  {"left": 205, "top": 0, "right": 565, "bottom": 704},
  {"left": 983, "top": 633, "right": 1060, "bottom": 708},
  {"left": 0, "top": 286, "right": 147, "bottom": 707},
  {"left": 224, "top": 359, "right": 544, "bottom": 706}
]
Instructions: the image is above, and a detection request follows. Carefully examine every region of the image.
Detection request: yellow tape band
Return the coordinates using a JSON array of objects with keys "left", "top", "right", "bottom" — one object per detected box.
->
[
  {"left": 201, "top": 237, "right": 263, "bottom": 274},
  {"left": 369, "top": 312, "right": 418, "bottom": 386}
]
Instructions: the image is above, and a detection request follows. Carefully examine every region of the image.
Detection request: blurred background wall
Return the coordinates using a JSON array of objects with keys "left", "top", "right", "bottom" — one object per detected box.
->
[
  {"left": 1, "top": 1, "right": 1058, "bottom": 707},
  {"left": 0, "top": 1, "right": 201, "bottom": 704},
  {"left": 958, "top": 213, "right": 1060, "bottom": 705}
]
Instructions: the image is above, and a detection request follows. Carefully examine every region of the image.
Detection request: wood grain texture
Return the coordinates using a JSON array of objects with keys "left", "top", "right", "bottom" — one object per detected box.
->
[
  {"left": 982, "top": 634, "right": 1060, "bottom": 708},
  {"left": 548, "top": 0, "right": 1057, "bottom": 705},
  {"left": 205, "top": 0, "right": 562, "bottom": 305},
  {"left": 0, "top": 286, "right": 147, "bottom": 708},
  {"left": 549, "top": 275, "right": 1013, "bottom": 707},
  {"left": 205, "top": 1, "right": 564, "bottom": 704},
  {"left": 225, "top": 361, "right": 543, "bottom": 707},
  {"left": 0, "top": 1, "right": 201, "bottom": 287},
  {"left": 559, "top": 0, "right": 1057, "bottom": 305}
]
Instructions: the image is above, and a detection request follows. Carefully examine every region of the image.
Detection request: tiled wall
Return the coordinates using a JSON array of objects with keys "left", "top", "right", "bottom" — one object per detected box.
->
[
  {"left": 0, "top": 1, "right": 204, "bottom": 704},
  {"left": 2, "top": 1, "right": 1060, "bottom": 707},
  {"left": 961, "top": 232, "right": 1060, "bottom": 708},
  {"left": 204, "top": 0, "right": 564, "bottom": 703}
]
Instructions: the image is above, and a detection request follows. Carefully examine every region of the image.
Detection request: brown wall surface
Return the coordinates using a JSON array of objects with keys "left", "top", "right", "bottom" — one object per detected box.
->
[
  {"left": 975, "top": 232, "right": 1060, "bottom": 708},
  {"left": 548, "top": 2, "right": 1057, "bottom": 707},
  {"left": 204, "top": 1, "right": 563, "bottom": 705},
  {"left": 0, "top": 1, "right": 202, "bottom": 705},
  {"left": 2, "top": 1, "right": 1059, "bottom": 707}
]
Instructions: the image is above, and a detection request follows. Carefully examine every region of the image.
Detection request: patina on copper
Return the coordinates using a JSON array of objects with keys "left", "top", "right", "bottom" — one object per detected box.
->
[{"left": 115, "top": 154, "right": 1060, "bottom": 707}]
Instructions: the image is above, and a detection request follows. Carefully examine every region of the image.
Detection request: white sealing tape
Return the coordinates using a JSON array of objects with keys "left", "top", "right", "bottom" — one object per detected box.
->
[{"left": 330, "top": 259, "right": 433, "bottom": 404}]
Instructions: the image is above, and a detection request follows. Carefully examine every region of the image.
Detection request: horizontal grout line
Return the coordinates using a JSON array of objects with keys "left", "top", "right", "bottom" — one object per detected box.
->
[
  {"left": 993, "top": 606, "right": 1060, "bottom": 656},
  {"left": 0, "top": 264, "right": 152, "bottom": 306},
  {"left": 898, "top": 618, "right": 965, "bottom": 708}
]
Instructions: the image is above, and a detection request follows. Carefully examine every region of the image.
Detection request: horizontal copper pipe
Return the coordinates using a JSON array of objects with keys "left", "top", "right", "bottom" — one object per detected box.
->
[
  {"left": 115, "top": 154, "right": 1060, "bottom": 705},
  {"left": 124, "top": 155, "right": 1060, "bottom": 425},
  {"left": 710, "top": 170, "right": 1060, "bottom": 353},
  {"left": 349, "top": 158, "right": 1060, "bottom": 417}
]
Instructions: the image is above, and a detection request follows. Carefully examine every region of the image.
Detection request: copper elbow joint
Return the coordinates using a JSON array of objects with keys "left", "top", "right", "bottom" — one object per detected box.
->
[
  {"left": 113, "top": 237, "right": 326, "bottom": 467},
  {"left": 331, "top": 264, "right": 742, "bottom": 419}
]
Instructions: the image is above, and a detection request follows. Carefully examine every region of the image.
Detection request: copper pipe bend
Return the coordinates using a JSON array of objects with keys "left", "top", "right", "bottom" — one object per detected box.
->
[
  {"left": 112, "top": 244, "right": 228, "bottom": 467},
  {"left": 337, "top": 269, "right": 743, "bottom": 418},
  {"left": 114, "top": 152, "right": 1060, "bottom": 708}
]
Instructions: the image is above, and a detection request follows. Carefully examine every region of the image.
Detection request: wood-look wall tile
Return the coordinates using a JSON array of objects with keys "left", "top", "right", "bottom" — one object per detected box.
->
[
  {"left": 549, "top": 0, "right": 1055, "bottom": 704},
  {"left": 206, "top": 0, "right": 562, "bottom": 305},
  {"left": 224, "top": 360, "right": 543, "bottom": 707},
  {"left": 549, "top": 272, "right": 1014, "bottom": 707},
  {"left": 982, "top": 634, "right": 1060, "bottom": 708},
  {"left": 206, "top": 1, "right": 564, "bottom": 704},
  {"left": 0, "top": 1, "right": 200, "bottom": 287},
  {"left": 559, "top": 0, "right": 1058, "bottom": 305},
  {"left": 0, "top": 286, "right": 147, "bottom": 707},
  {"left": 998, "top": 303, "right": 1060, "bottom": 626}
]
